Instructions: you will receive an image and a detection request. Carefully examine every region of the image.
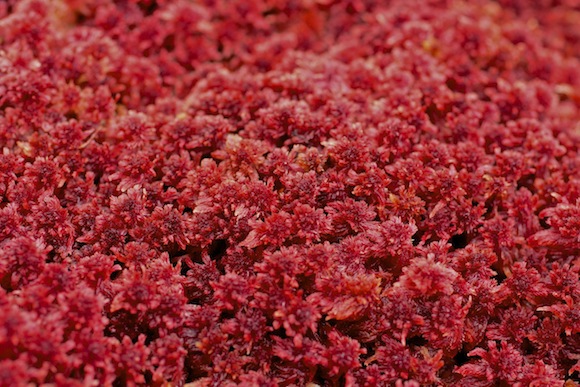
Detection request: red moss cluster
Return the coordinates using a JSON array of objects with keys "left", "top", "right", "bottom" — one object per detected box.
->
[{"left": 1, "top": 0, "right": 579, "bottom": 385}]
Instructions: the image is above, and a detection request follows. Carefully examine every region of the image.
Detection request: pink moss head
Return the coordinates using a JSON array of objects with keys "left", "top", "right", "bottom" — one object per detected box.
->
[{"left": 1, "top": 0, "right": 579, "bottom": 385}]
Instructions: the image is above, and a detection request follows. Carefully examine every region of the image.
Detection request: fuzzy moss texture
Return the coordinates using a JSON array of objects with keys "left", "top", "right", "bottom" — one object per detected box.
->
[{"left": 0, "top": 0, "right": 579, "bottom": 386}]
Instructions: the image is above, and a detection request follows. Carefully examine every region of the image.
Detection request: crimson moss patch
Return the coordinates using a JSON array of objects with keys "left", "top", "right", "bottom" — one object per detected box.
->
[{"left": 0, "top": 0, "right": 579, "bottom": 385}]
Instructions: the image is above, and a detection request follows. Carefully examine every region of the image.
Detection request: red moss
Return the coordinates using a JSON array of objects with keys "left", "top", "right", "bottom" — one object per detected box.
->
[{"left": 1, "top": 0, "right": 580, "bottom": 385}]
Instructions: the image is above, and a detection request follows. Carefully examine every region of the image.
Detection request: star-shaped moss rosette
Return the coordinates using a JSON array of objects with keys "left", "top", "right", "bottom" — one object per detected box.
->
[{"left": 0, "top": 0, "right": 579, "bottom": 385}]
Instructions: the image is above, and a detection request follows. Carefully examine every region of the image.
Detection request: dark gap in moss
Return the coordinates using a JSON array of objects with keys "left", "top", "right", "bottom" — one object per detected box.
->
[
  {"left": 262, "top": 8, "right": 279, "bottom": 17},
  {"left": 144, "top": 329, "right": 158, "bottom": 345},
  {"left": 169, "top": 245, "right": 200, "bottom": 267},
  {"left": 295, "top": 273, "right": 316, "bottom": 292},
  {"left": 65, "top": 111, "right": 78, "bottom": 120},
  {"left": 446, "top": 77, "right": 466, "bottom": 93},
  {"left": 493, "top": 270, "right": 507, "bottom": 284},
  {"left": 0, "top": 273, "right": 12, "bottom": 292},
  {"left": 425, "top": 103, "right": 445, "bottom": 126},
  {"left": 412, "top": 229, "right": 424, "bottom": 246},
  {"left": 270, "top": 327, "right": 288, "bottom": 339},
  {"left": 275, "top": 134, "right": 290, "bottom": 148},
  {"left": 93, "top": 173, "right": 101, "bottom": 186},
  {"left": 453, "top": 347, "right": 469, "bottom": 366},
  {"left": 208, "top": 239, "right": 228, "bottom": 260},
  {"left": 220, "top": 310, "right": 235, "bottom": 320},
  {"left": 272, "top": 177, "right": 283, "bottom": 192},
  {"left": 516, "top": 174, "right": 535, "bottom": 190},
  {"left": 521, "top": 337, "right": 534, "bottom": 355},
  {"left": 200, "top": 152, "right": 213, "bottom": 161},
  {"left": 183, "top": 360, "right": 198, "bottom": 384},
  {"left": 359, "top": 340, "right": 375, "bottom": 362},
  {"left": 406, "top": 335, "right": 427, "bottom": 348},
  {"left": 567, "top": 371, "right": 580, "bottom": 383},
  {"left": 46, "top": 249, "right": 57, "bottom": 263},
  {"left": 144, "top": 371, "right": 153, "bottom": 385},
  {"left": 336, "top": 374, "right": 347, "bottom": 386},
  {"left": 311, "top": 367, "right": 326, "bottom": 386},
  {"left": 139, "top": 0, "right": 159, "bottom": 16},
  {"left": 109, "top": 268, "right": 122, "bottom": 281},
  {"left": 180, "top": 258, "right": 193, "bottom": 275},
  {"left": 74, "top": 11, "right": 89, "bottom": 26},
  {"left": 162, "top": 34, "right": 175, "bottom": 52},
  {"left": 450, "top": 232, "right": 468, "bottom": 249}
]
